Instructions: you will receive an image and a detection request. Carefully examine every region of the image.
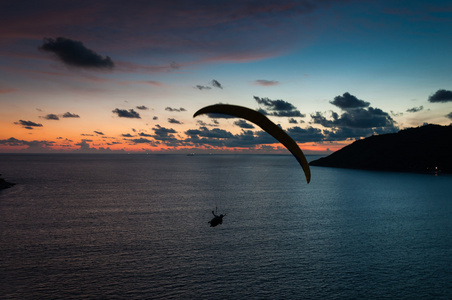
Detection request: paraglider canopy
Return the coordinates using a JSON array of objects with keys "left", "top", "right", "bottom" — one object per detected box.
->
[{"left": 193, "top": 104, "right": 311, "bottom": 183}]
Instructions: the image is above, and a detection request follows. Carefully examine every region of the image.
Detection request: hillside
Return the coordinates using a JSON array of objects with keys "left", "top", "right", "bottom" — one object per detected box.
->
[{"left": 310, "top": 124, "right": 452, "bottom": 174}]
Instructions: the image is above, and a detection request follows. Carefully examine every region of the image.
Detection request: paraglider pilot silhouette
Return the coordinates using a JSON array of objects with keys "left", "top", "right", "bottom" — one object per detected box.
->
[
  {"left": 194, "top": 104, "right": 311, "bottom": 227},
  {"left": 208, "top": 207, "right": 226, "bottom": 227}
]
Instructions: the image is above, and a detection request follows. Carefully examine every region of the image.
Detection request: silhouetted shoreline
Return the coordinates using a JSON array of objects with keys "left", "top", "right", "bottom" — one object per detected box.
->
[
  {"left": 310, "top": 124, "right": 452, "bottom": 174},
  {"left": 0, "top": 175, "right": 15, "bottom": 190}
]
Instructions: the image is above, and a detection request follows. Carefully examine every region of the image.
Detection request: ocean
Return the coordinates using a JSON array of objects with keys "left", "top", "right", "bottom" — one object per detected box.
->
[{"left": 1, "top": 154, "right": 451, "bottom": 299}]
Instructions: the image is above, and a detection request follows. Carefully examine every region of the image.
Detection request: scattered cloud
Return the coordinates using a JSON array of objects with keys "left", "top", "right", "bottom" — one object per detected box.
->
[
  {"left": 390, "top": 110, "right": 403, "bottom": 117},
  {"left": 185, "top": 126, "right": 233, "bottom": 140},
  {"left": 288, "top": 118, "right": 299, "bottom": 124},
  {"left": 255, "top": 80, "right": 279, "bottom": 86},
  {"left": 233, "top": 119, "right": 255, "bottom": 129},
  {"left": 406, "top": 106, "right": 424, "bottom": 113},
  {"left": 310, "top": 92, "right": 398, "bottom": 140},
  {"left": 254, "top": 96, "right": 305, "bottom": 117},
  {"left": 428, "top": 89, "right": 452, "bottom": 103},
  {"left": 287, "top": 126, "right": 325, "bottom": 142},
  {"left": 153, "top": 116, "right": 158, "bottom": 120},
  {"left": 62, "top": 112, "right": 80, "bottom": 118},
  {"left": 152, "top": 125, "right": 183, "bottom": 146},
  {"left": 112, "top": 108, "right": 141, "bottom": 118},
  {"left": 311, "top": 108, "right": 395, "bottom": 129},
  {"left": 0, "top": 137, "right": 54, "bottom": 151},
  {"left": 41, "top": 113, "right": 59, "bottom": 120},
  {"left": 94, "top": 131, "right": 104, "bottom": 135},
  {"left": 211, "top": 79, "right": 223, "bottom": 89},
  {"left": 446, "top": 112, "right": 452, "bottom": 120},
  {"left": 186, "top": 126, "right": 286, "bottom": 148},
  {"left": 196, "top": 119, "right": 219, "bottom": 127},
  {"left": 168, "top": 118, "right": 183, "bottom": 124},
  {"left": 139, "top": 132, "right": 153, "bottom": 137},
  {"left": 195, "top": 79, "right": 223, "bottom": 90},
  {"left": 330, "top": 92, "right": 370, "bottom": 110},
  {"left": 195, "top": 85, "right": 212, "bottom": 90},
  {"left": 165, "top": 107, "right": 186, "bottom": 112},
  {"left": 122, "top": 133, "right": 133, "bottom": 137},
  {"left": 14, "top": 120, "right": 43, "bottom": 130},
  {"left": 153, "top": 125, "right": 177, "bottom": 137},
  {"left": 39, "top": 37, "right": 114, "bottom": 69},
  {"left": 128, "top": 138, "right": 157, "bottom": 146},
  {"left": 136, "top": 105, "right": 149, "bottom": 110}
]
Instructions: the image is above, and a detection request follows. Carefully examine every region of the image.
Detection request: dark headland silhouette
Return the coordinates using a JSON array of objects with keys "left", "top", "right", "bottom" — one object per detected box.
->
[
  {"left": 0, "top": 174, "right": 15, "bottom": 190},
  {"left": 310, "top": 124, "right": 452, "bottom": 174}
]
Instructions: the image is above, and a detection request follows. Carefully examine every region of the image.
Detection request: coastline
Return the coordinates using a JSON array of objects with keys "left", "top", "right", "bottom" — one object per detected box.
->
[{"left": 0, "top": 176, "right": 15, "bottom": 190}]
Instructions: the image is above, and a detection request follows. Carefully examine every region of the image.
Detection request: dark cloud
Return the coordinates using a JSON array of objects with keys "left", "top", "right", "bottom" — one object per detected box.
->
[
  {"left": 152, "top": 125, "right": 183, "bottom": 146},
  {"left": 186, "top": 126, "right": 233, "bottom": 139},
  {"left": 129, "top": 138, "right": 157, "bottom": 145},
  {"left": 94, "top": 131, "right": 104, "bottom": 135},
  {"left": 62, "top": 112, "right": 80, "bottom": 118},
  {"left": 311, "top": 108, "right": 396, "bottom": 129},
  {"left": 310, "top": 93, "right": 398, "bottom": 141},
  {"left": 233, "top": 119, "right": 255, "bottom": 129},
  {"left": 168, "top": 118, "right": 183, "bottom": 124},
  {"left": 196, "top": 119, "right": 219, "bottom": 127},
  {"left": 428, "top": 89, "right": 452, "bottom": 103},
  {"left": 310, "top": 111, "right": 337, "bottom": 128},
  {"left": 39, "top": 37, "right": 114, "bottom": 69},
  {"left": 122, "top": 133, "right": 133, "bottom": 137},
  {"left": 286, "top": 126, "right": 325, "bottom": 142},
  {"left": 195, "top": 79, "right": 223, "bottom": 90},
  {"left": 185, "top": 126, "right": 289, "bottom": 148},
  {"left": 0, "top": 137, "right": 25, "bottom": 146},
  {"left": 254, "top": 96, "right": 305, "bottom": 117},
  {"left": 406, "top": 106, "right": 424, "bottom": 113},
  {"left": 330, "top": 92, "right": 370, "bottom": 110},
  {"left": 153, "top": 125, "right": 177, "bottom": 137},
  {"left": 211, "top": 79, "right": 223, "bottom": 89},
  {"left": 136, "top": 105, "right": 149, "bottom": 110},
  {"left": 390, "top": 110, "right": 403, "bottom": 117},
  {"left": 41, "top": 113, "right": 59, "bottom": 120},
  {"left": 165, "top": 107, "right": 186, "bottom": 112},
  {"left": 288, "top": 118, "right": 298, "bottom": 124},
  {"left": 139, "top": 132, "right": 153, "bottom": 137},
  {"left": 325, "top": 126, "right": 400, "bottom": 141},
  {"left": 153, "top": 116, "right": 158, "bottom": 120},
  {"left": 195, "top": 85, "right": 212, "bottom": 90},
  {"left": 0, "top": 137, "right": 54, "bottom": 150},
  {"left": 14, "top": 120, "right": 43, "bottom": 129},
  {"left": 112, "top": 108, "right": 141, "bottom": 118},
  {"left": 255, "top": 80, "right": 279, "bottom": 86},
  {"left": 446, "top": 112, "right": 452, "bottom": 120}
]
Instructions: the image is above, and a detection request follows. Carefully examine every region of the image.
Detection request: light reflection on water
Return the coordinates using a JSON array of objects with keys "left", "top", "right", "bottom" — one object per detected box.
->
[{"left": 1, "top": 154, "right": 451, "bottom": 299}]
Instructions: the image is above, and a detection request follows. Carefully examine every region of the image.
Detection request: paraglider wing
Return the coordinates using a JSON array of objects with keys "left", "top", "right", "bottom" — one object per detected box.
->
[{"left": 193, "top": 104, "right": 311, "bottom": 183}]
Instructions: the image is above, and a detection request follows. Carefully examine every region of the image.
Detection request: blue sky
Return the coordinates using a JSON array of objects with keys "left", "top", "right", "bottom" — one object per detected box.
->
[{"left": 1, "top": 0, "right": 451, "bottom": 153}]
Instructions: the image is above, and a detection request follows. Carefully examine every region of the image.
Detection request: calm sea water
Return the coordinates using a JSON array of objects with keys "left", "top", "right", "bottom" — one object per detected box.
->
[{"left": 1, "top": 154, "right": 451, "bottom": 299}]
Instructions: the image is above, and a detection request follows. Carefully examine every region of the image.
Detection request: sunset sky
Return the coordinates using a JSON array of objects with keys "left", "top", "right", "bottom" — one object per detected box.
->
[{"left": 1, "top": 0, "right": 451, "bottom": 154}]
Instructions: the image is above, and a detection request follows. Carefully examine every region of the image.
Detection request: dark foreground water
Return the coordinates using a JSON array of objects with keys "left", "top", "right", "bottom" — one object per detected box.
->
[{"left": 1, "top": 154, "right": 451, "bottom": 299}]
